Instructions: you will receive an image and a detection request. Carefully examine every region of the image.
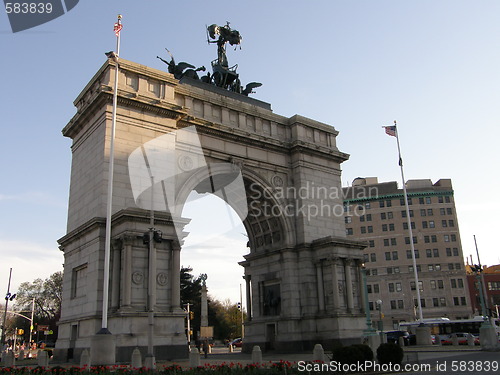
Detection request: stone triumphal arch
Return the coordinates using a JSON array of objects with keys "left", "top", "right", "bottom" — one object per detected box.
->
[{"left": 54, "top": 58, "right": 366, "bottom": 362}]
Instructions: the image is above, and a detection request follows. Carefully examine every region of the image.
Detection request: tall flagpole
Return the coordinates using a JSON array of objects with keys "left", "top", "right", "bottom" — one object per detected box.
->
[
  {"left": 384, "top": 121, "right": 424, "bottom": 323},
  {"left": 101, "top": 14, "right": 122, "bottom": 333}
]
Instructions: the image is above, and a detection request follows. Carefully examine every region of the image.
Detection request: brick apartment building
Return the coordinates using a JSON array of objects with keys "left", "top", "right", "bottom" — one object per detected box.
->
[
  {"left": 343, "top": 177, "right": 471, "bottom": 330},
  {"left": 466, "top": 264, "right": 500, "bottom": 317}
]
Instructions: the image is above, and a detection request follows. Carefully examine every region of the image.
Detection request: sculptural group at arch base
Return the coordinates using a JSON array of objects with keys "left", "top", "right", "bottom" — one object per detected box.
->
[{"left": 53, "top": 55, "right": 367, "bottom": 363}]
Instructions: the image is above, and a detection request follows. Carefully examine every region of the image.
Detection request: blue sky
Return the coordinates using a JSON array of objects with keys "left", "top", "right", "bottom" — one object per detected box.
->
[{"left": 1, "top": 1, "right": 500, "bottom": 304}]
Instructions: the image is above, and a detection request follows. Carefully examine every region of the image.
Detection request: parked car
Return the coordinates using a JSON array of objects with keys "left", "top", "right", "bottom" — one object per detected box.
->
[
  {"left": 228, "top": 338, "right": 242, "bottom": 348},
  {"left": 385, "top": 330, "right": 410, "bottom": 345}
]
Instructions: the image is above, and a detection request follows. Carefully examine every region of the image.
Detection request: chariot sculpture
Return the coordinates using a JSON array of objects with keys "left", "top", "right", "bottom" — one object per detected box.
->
[{"left": 157, "top": 22, "right": 261, "bottom": 96}]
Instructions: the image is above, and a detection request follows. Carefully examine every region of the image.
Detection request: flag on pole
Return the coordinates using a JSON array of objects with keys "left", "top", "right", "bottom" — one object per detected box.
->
[
  {"left": 383, "top": 125, "right": 397, "bottom": 137},
  {"left": 114, "top": 15, "right": 123, "bottom": 37}
]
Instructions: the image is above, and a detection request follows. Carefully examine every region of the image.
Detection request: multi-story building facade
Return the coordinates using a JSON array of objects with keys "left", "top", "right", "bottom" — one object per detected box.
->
[{"left": 343, "top": 177, "right": 471, "bottom": 330}]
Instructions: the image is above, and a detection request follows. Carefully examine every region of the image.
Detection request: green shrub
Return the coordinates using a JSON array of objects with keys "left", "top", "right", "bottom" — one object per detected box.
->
[
  {"left": 350, "top": 344, "right": 373, "bottom": 362},
  {"left": 376, "top": 342, "right": 404, "bottom": 365},
  {"left": 331, "top": 345, "right": 364, "bottom": 365}
]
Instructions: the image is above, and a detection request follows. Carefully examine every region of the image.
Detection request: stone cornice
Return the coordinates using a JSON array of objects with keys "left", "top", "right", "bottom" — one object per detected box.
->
[
  {"left": 311, "top": 235, "right": 367, "bottom": 250},
  {"left": 58, "top": 208, "right": 189, "bottom": 249},
  {"left": 63, "top": 89, "right": 187, "bottom": 140}
]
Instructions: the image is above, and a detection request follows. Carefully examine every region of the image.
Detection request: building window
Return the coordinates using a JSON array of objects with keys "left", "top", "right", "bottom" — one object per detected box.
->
[
  {"left": 381, "top": 212, "right": 387, "bottom": 220},
  {"left": 461, "top": 297, "right": 466, "bottom": 305},
  {"left": 385, "top": 252, "right": 391, "bottom": 261},
  {"left": 453, "top": 248, "right": 459, "bottom": 256},
  {"left": 438, "top": 196, "right": 444, "bottom": 203},
  {"left": 451, "top": 279, "right": 457, "bottom": 288},
  {"left": 442, "top": 220, "right": 447, "bottom": 228},
  {"left": 448, "top": 263, "right": 454, "bottom": 270},
  {"left": 369, "top": 240, "right": 375, "bottom": 247},
  {"left": 405, "top": 237, "right": 417, "bottom": 244},
  {"left": 374, "top": 284, "right": 380, "bottom": 293},
  {"left": 429, "top": 221, "right": 435, "bottom": 228},
  {"left": 392, "top": 251, "right": 398, "bottom": 260},
  {"left": 409, "top": 265, "right": 421, "bottom": 272},
  {"left": 388, "top": 283, "right": 395, "bottom": 292},
  {"left": 426, "top": 197, "right": 432, "bottom": 204},
  {"left": 366, "top": 214, "right": 372, "bottom": 221},
  {"left": 346, "top": 228, "right": 353, "bottom": 235},
  {"left": 448, "top": 220, "right": 455, "bottom": 227},
  {"left": 370, "top": 253, "right": 377, "bottom": 262},
  {"left": 365, "top": 202, "right": 371, "bottom": 209},
  {"left": 386, "top": 200, "right": 392, "bottom": 207},
  {"left": 431, "top": 235, "right": 437, "bottom": 243},
  {"left": 420, "top": 209, "right": 427, "bottom": 217},
  {"left": 419, "top": 197, "right": 425, "bottom": 204},
  {"left": 446, "top": 248, "right": 452, "bottom": 256},
  {"left": 380, "top": 201, "right": 385, "bottom": 208},
  {"left": 427, "top": 209, "right": 433, "bottom": 216},
  {"left": 453, "top": 297, "right": 460, "bottom": 306},
  {"left": 71, "top": 263, "right": 88, "bottom": 299},
  {"left": 489, "top": 282, "right": 500, "bottom": 291},
  {"left": 382, "top": 224, "right": 388, "bottom": 232},
  {"left": 391, "top": 238, "right": 397, "bottom": 246},
  {"left": 435, "top": 264, "right": 441, "bottom": 271},
  {"left": 430, "top": 280, "right": 436, "bottom": 289},
  {"left": 444, "top": 235, "right": 450, "bottom": 242},
  {"left": 360, "top": 215, "right": 365, "bottom": 222},
  {"left": 440, "top": 297, "right": 446, "bottom": 306},
  {"left": 426, "top": 249, "right": 432, "bottom": 258},
  {"left": 364, "top": 254, "right": 369, "bottom": 263},
  {"left": 389, "top": 223, "right": 395, "bottom": 231},
  {"left": 458, "top": 279, "right": 463, "bottom": 288},
  {"left": 396, "top": 282, "right": 402, "bottom": 292},
  {"left": 433, "top": 298, "right": 439, "bottom": 307},
  {"left": 447, "top": 208, "right": 453, "bottom": 215},
  {"left": 407, "top": 249, "right": 420, "bottom": 259},
  {"left": 445, "top": 196, "right": 451, "bottom": 203},
  {"left": 440, "top": 208, "right": 446, "bottom": 215},
  {"left": 384, "top": 239, "right": 389, "bottom": 246},
  {"left": 433, "top": 249, "right": 439, "bottom": 257},
  {"left": 361, "top": 226, "right": 367, "bottom": 234},
  {"left": 438, "top": 280, "right": 444, "bottom": 289},
  {"left": 428, "top": 264, "right": 434, "bottom": 271},
  {"left": 451, "top": 234, "right": 457, "bottom": 242},
  {"left": 345, "top": 216, "right": 352, "bottom": 224},
  {"left": 387, "top": 212, "right": 393, "bottom": 219},
  {"left": 410, "top": 281, "right": 423, "bottom": 291},
  {"left": 422, "top": 221, "right": 428, "bottom": 229}
]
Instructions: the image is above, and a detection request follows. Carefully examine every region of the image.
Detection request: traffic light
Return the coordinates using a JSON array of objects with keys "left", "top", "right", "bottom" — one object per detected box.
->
[
  {"left": 153, "top": 230, "right": 162, "bottom": 243},
  {"left": 237, "top": 302, "right": 241, "bottom": 310},
  {"left": 189, "top": 311, "right": 194, "bottom": 320},
  {"left": 17, "top": 329, "right": 24, "bottom": 335}
]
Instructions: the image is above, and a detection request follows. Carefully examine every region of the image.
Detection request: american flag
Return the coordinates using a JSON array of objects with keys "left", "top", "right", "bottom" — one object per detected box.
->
[
  {"left": 114, "top": 22, "right": 122, "bottom": 37},
  {"left": 384, "top": 125, "right": 397, "bottom": 137}
]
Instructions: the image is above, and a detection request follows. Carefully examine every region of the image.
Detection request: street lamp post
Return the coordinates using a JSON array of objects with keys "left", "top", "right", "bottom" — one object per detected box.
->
[
  {"left": 360, "top": 264, "right": 380, "bottom": 351},
  {"left": 376, "top": 300, "right": 383, "bottom": 332},
  {"left": 1, "top": 268, "right": 14, "bottom": 346}
]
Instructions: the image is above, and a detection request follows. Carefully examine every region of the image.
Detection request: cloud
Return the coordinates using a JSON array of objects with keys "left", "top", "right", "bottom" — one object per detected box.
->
[
  {"left": 0, "top": 239, "right": 63, "bottom": 293},
  {"left": 0, "top": 191, "right": 66, "bottom": 208}
]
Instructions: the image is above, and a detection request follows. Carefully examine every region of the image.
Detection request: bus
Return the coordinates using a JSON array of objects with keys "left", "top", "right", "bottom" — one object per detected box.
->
[{"left": 399, "top": 317, "right": 500, "bottom": 336}]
